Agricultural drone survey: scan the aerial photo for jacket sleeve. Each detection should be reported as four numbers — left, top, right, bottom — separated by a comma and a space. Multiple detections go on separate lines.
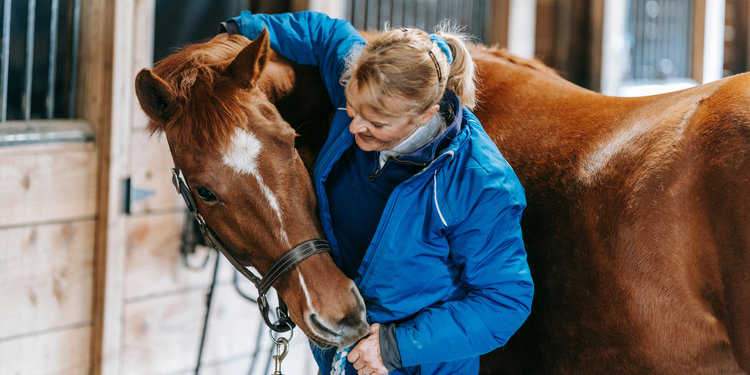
228, 11, 366, 106
394, 177, 534, 366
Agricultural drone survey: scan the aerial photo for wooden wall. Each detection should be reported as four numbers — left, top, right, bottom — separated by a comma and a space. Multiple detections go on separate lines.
0, 141, 97, 374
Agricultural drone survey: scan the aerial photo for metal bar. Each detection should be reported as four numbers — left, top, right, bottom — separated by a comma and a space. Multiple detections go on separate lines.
194, 253, 220, 375
1, 0, 12, 122
24, 0, 36, 121
68, 0, 80, 118
47, 0, 59, 119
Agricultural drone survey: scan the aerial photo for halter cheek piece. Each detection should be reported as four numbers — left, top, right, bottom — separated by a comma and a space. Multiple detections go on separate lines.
170, 167, 332, 332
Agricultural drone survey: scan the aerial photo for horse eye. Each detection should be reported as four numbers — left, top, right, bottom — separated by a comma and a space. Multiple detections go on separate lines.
195, 187, 217, 202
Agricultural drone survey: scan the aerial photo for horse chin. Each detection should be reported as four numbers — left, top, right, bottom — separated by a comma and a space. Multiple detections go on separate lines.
306, 329, 368, 350
302, 313, 370, 349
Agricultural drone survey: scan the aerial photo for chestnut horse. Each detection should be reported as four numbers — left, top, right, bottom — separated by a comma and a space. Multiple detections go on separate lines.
134, 30, 367, 348
136, 31, 750, 374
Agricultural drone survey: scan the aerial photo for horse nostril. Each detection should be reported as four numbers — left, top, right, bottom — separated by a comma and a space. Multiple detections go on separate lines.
310, 313, 339, 337
351, 286, 366, 318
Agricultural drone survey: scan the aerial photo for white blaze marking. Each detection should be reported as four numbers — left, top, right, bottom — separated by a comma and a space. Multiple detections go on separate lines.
298, 272, 315, 314
222, 128, 289, 246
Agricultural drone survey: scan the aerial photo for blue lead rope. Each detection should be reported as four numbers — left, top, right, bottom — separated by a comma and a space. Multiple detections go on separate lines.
330, 344, 355, 375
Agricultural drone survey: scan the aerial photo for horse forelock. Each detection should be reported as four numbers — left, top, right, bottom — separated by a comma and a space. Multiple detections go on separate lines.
147, 35, 255, 153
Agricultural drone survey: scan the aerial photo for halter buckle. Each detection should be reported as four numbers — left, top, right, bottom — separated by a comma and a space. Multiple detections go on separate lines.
258, 294, 296, 333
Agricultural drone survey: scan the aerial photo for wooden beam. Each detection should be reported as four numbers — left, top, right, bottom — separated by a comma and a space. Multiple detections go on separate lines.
488, 0, 510, 47
508, 0, 537, 58
487, 0, 537, 58
0, 221, 95, 341
597, 0, 629, 95
0, 144, 97, 228
85, 0, 155, 373
588, 0, 605, 92
290, 0, 309, 12
693, 0, 727, 83
307, 0, 346, 19
0, 325, 91, 375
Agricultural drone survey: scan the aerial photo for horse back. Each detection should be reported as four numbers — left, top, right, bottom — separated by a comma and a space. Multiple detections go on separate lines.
471, 48, 750, 374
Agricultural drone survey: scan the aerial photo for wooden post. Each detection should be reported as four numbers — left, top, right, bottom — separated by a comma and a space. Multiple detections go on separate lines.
307, 0, 346, 19
508, 0, 537, 58
589, 0, 604, 92
596, 0, 629, 95
488, 0, 537, 58
693, 0, 727, 84
87, 0, 128, 372
488, 0, 510, 48
86, 0, 155, 373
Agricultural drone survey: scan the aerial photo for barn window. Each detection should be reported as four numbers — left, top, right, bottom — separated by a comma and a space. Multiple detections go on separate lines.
0, 0, 92, 146
344, 0, 493, 42
619, 0, 697, 96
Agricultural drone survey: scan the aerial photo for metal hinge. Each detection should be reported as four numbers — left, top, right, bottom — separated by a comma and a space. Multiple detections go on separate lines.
121, 177, 156, 214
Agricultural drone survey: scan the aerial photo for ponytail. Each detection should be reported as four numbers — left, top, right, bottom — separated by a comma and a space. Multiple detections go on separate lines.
434, 21, 477, 110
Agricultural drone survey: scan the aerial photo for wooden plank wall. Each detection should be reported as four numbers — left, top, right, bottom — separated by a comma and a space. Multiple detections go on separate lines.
0, 142, 98, 374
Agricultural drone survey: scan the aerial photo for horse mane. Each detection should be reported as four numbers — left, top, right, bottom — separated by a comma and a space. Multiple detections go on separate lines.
470, 44, 561, 77
148, 35, 254, 153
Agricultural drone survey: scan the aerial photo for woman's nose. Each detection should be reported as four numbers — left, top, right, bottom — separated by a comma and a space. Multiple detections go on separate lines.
350, 117, 367, 134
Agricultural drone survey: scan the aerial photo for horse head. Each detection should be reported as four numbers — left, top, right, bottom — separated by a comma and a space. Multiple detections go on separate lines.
134, 29, 368, 347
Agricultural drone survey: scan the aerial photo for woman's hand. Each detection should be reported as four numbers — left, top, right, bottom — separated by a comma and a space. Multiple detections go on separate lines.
348, 323, 389, 375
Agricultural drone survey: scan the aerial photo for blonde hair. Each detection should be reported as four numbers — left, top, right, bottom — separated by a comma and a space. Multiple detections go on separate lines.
342, 21, 477, 118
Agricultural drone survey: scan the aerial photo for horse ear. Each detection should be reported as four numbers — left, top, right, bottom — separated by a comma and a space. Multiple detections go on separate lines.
226, 27, 271, 87
135, 69, 177, 123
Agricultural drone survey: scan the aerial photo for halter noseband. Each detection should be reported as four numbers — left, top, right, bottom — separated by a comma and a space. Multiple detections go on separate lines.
170, 167, 332, 332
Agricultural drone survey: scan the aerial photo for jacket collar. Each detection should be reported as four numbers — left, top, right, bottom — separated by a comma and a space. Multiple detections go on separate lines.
393, 90, 463, 165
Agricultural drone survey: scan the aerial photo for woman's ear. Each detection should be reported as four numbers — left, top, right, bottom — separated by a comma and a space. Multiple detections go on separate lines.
418, 104, 440, 125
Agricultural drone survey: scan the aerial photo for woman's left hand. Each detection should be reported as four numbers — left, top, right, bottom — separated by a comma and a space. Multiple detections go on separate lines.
348, 323, 389, 375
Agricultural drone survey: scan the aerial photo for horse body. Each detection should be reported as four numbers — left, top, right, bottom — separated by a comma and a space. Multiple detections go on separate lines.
472, 48, 750, 374
135, 31, 750, 374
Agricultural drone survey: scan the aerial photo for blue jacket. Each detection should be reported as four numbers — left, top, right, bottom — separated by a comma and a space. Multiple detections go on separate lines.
230, 11, 534, 375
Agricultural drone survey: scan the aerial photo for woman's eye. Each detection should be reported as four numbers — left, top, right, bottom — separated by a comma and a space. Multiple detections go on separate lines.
195, 187, 217, 202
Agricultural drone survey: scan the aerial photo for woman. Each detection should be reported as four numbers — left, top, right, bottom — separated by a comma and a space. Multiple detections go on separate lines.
219, 11, 533, 375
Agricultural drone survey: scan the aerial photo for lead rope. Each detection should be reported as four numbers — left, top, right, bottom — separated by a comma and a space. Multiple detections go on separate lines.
330, 344, 355, 375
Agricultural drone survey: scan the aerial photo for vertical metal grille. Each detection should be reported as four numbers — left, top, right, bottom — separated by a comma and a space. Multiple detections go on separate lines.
345, 0, 492, 42
0, 0, 81, 123
627, 0, 693, 81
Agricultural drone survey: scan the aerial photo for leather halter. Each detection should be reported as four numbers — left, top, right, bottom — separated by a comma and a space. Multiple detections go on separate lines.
170, 167, 332, 332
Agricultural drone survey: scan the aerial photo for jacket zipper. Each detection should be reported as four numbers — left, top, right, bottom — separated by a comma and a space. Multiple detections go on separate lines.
369, 157, 429, 181
357, 151, 454, 287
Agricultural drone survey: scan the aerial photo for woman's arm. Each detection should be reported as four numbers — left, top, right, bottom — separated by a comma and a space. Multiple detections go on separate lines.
226, 11, 365, 105
394, 182, 534, 367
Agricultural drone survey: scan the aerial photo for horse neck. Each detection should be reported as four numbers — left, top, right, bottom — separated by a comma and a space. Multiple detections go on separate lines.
262, 56, 334, 174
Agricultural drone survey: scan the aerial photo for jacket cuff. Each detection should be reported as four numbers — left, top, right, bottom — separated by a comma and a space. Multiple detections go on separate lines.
217, 20, 240, 35
379, 323, 402, 372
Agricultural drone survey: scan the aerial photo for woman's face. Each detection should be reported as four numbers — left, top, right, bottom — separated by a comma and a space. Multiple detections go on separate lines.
345, 82, 439, 152
346, 98, 419, 152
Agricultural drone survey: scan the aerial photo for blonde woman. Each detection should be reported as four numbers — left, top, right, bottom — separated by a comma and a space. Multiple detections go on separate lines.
219, 11, 533, 375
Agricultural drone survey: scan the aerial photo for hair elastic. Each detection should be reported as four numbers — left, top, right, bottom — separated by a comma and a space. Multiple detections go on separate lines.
428, 34, 454, 64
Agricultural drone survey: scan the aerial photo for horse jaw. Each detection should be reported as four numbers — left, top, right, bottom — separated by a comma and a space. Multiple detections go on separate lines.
276, 261, 369, 348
